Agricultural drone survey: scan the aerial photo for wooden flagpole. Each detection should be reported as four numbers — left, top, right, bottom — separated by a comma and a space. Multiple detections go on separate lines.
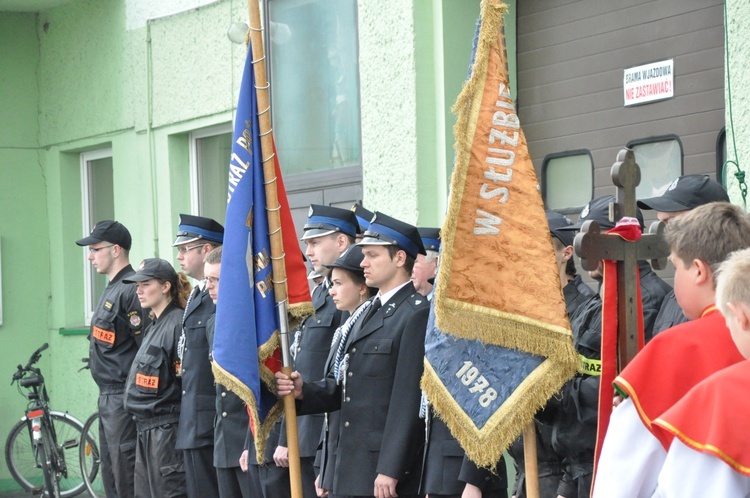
523, 423, 540, 498
245, 2, 303, 497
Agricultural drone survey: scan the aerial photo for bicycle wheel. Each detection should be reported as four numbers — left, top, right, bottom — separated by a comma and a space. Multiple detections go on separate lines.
79, 413, 104, 497
4, 411, 87, 498
40, 423, 61, 498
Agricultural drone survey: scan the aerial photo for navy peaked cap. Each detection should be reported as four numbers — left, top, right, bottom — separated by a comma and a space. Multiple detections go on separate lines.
301, 204, 359, 240
173, 214, 224, 246
418, 227, 441, 252
357, 212, 425, 258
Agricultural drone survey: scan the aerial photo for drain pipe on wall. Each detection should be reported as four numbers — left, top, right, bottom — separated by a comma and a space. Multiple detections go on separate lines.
146, 20, 160, 257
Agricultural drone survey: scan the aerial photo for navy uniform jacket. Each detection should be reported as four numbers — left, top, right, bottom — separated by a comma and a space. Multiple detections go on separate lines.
90, 265, 145, 389
176, 286, 217, 450
650, 289, 687, 340
206, 316, 249, 469
124, 302, 183, 424
638, 261, 672, 341
298, 282, 430, 497
422, 414, 476, 496
279, 282, 344, 457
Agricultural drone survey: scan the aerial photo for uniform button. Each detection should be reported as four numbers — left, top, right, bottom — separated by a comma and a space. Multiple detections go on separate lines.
351, 347, 357, 353
221, 392, 227, 398
222, 412, 227, 418
182, 390, 186, 395
316, 319, 321, 324
344, 421, 349, 428
374, 346, 378, 351
345, 397, 350, 402
348, 372, 353, 377
198, 321, 202, 325
484, 476, 491, 481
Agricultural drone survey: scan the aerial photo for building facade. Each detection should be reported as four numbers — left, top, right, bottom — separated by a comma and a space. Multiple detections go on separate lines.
0, 0, 748, 491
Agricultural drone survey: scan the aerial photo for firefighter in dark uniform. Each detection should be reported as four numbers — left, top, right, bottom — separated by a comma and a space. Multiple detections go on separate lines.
277, 212, 430, 498
123, 258, 192, 498
540, 197, 669, 498
276, 204, 359, 497
202, 246, 254, 498
637, 174, 730, 339
172, 214, 224, 498
76, 220, 145, 498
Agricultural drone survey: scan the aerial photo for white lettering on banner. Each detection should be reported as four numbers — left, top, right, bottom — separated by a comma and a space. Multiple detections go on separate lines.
455, 360, 499, 408
474, 82, 519, 235
227, 121, 254, 203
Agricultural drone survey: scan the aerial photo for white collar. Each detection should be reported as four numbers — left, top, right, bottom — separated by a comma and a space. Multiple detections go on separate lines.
377, 280, 411, 306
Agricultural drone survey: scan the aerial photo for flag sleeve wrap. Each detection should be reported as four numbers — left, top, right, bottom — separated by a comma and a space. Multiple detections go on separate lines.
212, 39, 312, 462
423, 0, 578, 468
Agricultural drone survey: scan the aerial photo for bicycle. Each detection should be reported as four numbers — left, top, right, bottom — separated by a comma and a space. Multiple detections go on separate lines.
4, 343, 93, 497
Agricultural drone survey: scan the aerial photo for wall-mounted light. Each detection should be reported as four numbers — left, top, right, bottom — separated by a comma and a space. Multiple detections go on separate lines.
227, 21, 249, 44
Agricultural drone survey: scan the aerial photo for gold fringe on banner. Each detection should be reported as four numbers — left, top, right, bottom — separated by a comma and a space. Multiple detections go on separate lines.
421, 357, 573, 468
212, 361, 284, 464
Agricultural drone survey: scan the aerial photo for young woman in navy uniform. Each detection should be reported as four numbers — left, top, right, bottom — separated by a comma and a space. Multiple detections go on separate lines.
123, 258, 191, 498
316, 245, 377, 497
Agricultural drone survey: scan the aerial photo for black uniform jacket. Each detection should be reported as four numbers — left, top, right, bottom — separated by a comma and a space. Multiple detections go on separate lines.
124, 302, 183, 423
206, 315, 249, 468
176, 286, 217, 450
279, 282, 344, 457
297, 282, 430, 497
650, 289, 687, 339
90, 265, 145, 388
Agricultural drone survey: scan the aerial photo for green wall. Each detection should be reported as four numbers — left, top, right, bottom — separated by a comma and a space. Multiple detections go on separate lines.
0, 12, 57, 491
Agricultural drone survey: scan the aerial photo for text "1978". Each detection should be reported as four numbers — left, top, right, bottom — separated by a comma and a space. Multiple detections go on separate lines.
456, 361, 498, 408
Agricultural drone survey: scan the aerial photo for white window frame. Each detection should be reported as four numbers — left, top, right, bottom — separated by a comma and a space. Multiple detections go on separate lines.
80, 148, 113, 325
189, 123, 233, 216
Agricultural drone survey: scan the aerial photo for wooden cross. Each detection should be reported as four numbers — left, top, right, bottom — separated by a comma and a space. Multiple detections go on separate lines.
574, 149, 670, 369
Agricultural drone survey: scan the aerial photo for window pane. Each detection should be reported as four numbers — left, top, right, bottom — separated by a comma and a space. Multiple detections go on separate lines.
543, 153, 593, 212
631, 139, 682, 199
268, 0, 361, 175
85, 154, 114, 319
196, 132, 231, 224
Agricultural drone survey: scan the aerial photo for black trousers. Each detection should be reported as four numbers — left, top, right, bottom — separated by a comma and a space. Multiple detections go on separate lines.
184, 446, 220, 498
217, 466, 251, 498
246, 463, 264, 498
134, 423, 186, 498
99, 392, 137, 498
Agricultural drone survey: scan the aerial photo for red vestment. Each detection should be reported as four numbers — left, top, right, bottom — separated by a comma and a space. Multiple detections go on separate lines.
653, 360, 750, 476
613, 306, 743, 448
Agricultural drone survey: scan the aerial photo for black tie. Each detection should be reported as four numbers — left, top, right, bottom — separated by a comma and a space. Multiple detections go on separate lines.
362, 297, 382, 323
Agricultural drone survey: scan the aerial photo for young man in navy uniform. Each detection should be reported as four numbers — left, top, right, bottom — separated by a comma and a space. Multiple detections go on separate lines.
76, 220, 144, 498
172, 214, 224, 498
275, 204, 359, 497
277, 212, 430, 498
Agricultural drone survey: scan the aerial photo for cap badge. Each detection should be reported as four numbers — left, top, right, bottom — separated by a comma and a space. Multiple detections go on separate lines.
668, 178, 679, 191
580, 203, 590, 219
308, 206, 314, 217
138, 260, 146, 270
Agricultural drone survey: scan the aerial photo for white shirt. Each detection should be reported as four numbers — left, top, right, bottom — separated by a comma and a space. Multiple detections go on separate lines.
377, 280, 411, 307
651, 439, 750, 497
593, 398, 666, 498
